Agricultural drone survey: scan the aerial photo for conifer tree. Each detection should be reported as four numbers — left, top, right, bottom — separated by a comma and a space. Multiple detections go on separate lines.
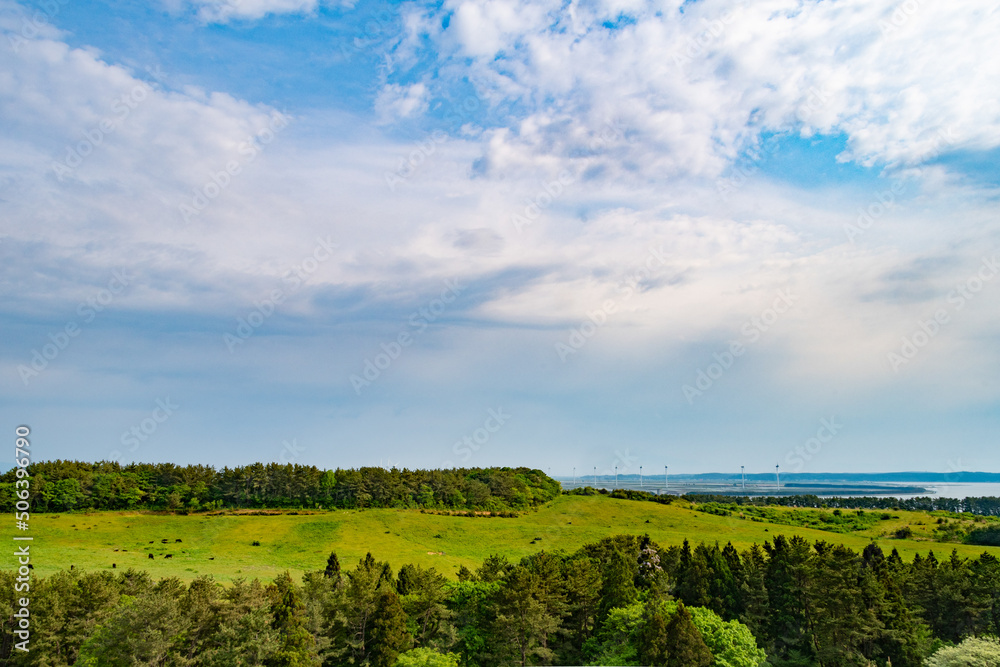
368, 589, 413, 667
267, 572, 320, 667
324, 552, 341, 582
665, 602, 713, 667
637, 596, 670, 667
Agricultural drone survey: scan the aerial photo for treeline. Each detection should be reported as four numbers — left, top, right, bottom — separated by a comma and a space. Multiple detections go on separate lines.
0, 462, 560, 513
682, 493, 1000, 516
4, 535, 1000, 666
0, 535, 766, 667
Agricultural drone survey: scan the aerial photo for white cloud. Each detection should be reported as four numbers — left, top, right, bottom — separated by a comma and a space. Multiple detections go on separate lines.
389, 0, 1000, 183
181, 0, 347, 23
3, 0, 1000, 435
374, 82, 430, 124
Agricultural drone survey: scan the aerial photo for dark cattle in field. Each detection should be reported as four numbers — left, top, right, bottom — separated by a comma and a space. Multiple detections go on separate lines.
165, 554, 173, 559
148, 554, 154, 559
112, 563, 116, 568
176, 539, 182, 542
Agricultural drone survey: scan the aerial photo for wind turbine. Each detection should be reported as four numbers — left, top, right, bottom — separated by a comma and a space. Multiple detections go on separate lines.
639, 466, 643, 488
741, 465, 745, 491
775, 464, 780, 491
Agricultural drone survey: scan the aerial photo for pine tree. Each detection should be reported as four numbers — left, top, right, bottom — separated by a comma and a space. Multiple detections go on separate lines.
665, 602, 713, 667
267, 572, 320, 667
491, 565, 561, 666
638, 597, 670, 667
324, 552, 341, 582
368, 589, 413, 667
597, 547, 639, 623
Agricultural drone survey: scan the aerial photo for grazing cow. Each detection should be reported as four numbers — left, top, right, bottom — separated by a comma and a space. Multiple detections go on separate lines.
165, 554, 173, 559
148, 554, 154, 559
176, 538, 182, 542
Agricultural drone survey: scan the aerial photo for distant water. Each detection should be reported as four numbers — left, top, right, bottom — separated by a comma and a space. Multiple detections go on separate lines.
875, 483, 1000, 500
559, 480, 1000, 500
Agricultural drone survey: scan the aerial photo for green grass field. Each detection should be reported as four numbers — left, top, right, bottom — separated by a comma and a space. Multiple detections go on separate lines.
23, 495, 1000, 583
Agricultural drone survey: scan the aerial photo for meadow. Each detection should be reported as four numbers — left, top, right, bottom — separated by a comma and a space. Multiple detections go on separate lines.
27, 493, 1000, 583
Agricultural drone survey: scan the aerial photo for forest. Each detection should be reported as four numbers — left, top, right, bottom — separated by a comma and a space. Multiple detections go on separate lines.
0, 462, 560, 513
3, 533, 1000, 666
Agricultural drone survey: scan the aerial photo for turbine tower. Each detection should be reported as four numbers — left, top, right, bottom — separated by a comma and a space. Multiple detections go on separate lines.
775, 464, 780, 491
741, 465, 745, 491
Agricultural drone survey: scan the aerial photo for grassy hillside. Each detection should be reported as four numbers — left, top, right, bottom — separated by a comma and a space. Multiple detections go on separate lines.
26, 494, 1000, 583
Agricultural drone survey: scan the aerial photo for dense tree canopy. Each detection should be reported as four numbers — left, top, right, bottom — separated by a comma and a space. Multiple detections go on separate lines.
5, 530, 1000, 666
0, 462, 560, 512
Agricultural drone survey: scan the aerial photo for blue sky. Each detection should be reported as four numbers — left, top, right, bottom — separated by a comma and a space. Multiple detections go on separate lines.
2, 0, 999, 476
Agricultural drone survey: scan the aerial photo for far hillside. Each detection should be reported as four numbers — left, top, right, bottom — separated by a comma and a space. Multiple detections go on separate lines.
21, 492, 1000, 583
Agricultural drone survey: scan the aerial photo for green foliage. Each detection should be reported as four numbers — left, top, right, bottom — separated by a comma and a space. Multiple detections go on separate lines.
924, 636, 1000, 666
638, 595, 670, 666
7, 501, 1000, 667
394, 647, 462, 667
267, 572, 321, 666
585, 598, 763, 667
369, 590, 413, 667
665, 602, 713, 667
0, 461, 560, 512
76, 592, 184, 666
966, 526, 1000, 546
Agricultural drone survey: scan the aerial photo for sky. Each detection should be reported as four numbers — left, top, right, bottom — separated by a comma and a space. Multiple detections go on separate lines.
1, 0, 999, 477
